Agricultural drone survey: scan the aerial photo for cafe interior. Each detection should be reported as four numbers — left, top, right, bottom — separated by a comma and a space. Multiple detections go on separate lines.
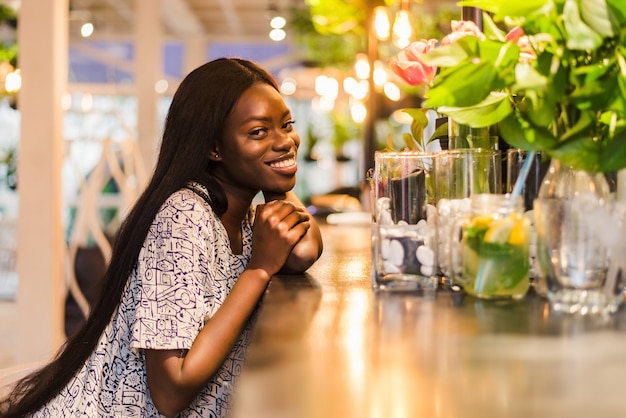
2, 0, 626, 416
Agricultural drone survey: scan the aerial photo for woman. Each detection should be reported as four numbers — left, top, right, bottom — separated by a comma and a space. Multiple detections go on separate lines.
0, 58, 323, 417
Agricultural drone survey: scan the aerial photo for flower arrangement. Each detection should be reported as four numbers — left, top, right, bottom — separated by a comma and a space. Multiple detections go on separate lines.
388, 0, 626, 173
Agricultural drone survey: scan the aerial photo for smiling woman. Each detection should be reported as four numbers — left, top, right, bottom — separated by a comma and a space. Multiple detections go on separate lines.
0, 57, 323, 418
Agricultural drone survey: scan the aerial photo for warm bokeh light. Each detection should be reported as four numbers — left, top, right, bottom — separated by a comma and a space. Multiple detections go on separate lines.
315, 75, 339, 100
312, 96, 335, 113
270, 16, 286, 29
354, 54, 370, 80
352, 80, 369, 100
350, 101, 367, 123
373, 61, 387, 88
154, 79, 168, 94
373, 6, 391, 41
392, 10, 413, 48
80, 22, 94, 38
383, 81, 401, 101
4, 69, 21, 93
391, 108, 413, 124
343, 77, 357, 95
280, 77, 297, 96
269, 28, 286, 41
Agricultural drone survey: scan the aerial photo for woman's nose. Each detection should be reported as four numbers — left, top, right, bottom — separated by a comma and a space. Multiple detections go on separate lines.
273, 131, 298, 150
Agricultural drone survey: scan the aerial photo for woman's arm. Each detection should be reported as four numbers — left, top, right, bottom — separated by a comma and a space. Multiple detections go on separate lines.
144, 267, 271, 417
145, 199, 312, 417
263, 190, 323, 273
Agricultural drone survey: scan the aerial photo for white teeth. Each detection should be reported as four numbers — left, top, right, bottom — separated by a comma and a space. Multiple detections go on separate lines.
270, 158, 295, 168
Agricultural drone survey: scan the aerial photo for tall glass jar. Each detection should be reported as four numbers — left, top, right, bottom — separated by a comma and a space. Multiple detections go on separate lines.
533, 159, 621, 314
450, 193, 531, 300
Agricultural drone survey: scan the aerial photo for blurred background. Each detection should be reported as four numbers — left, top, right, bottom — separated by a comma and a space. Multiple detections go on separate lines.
0, 0, 462, 365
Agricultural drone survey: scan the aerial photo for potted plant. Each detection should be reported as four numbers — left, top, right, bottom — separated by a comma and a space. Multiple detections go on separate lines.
387, 0, 626, 313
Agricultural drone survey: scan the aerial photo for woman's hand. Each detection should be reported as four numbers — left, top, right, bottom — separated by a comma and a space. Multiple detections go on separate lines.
248, 198, 312, 277
261, 191, 323, 274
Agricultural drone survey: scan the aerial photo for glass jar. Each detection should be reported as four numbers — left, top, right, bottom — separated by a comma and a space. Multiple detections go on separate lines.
450, 193, 530, 300
533, 159, 622, 314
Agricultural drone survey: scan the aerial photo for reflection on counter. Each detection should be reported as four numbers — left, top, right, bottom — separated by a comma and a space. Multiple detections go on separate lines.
231, 223, 626, 418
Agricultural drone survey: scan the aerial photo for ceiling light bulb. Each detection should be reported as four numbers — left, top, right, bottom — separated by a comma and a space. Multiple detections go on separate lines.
269, 28, 286, 41
81, 22, 94, 38
270, 16, 286, 29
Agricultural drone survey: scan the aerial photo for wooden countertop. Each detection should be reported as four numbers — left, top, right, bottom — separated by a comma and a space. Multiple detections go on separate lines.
230, 223, 626, 418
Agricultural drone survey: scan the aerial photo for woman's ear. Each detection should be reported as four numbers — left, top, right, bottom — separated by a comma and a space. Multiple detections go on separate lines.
208, 148, 221, 162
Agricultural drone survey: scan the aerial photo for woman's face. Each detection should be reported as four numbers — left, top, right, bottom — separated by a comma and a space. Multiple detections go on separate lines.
215, 82, 301, 198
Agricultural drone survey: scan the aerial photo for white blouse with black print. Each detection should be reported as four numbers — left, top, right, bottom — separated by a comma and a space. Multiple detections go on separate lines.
35, 183, 257, 418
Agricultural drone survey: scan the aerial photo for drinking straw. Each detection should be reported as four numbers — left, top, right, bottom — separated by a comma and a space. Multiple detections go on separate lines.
509, 150, 536, 207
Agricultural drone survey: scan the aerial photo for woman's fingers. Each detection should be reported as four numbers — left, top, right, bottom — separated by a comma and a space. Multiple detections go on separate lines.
257, 200, 309, 231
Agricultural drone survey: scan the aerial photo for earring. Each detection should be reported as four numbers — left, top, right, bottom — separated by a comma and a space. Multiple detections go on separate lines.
214, 152, 219, 158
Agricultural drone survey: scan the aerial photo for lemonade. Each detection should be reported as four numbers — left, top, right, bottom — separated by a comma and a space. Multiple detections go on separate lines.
454, 195, 531, 299
449, 193, 531, 299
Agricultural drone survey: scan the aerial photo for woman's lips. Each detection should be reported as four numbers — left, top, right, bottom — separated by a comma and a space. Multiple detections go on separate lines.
267, 155, 298, 174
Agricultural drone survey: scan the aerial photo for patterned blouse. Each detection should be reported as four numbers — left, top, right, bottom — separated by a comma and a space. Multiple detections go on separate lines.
36, 183, 256, 417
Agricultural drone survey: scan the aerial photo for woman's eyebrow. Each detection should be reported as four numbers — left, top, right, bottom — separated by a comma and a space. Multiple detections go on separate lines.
242, 110, 291, 124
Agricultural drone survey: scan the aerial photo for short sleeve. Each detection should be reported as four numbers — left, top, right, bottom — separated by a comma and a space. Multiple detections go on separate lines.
130, 190, 214, 351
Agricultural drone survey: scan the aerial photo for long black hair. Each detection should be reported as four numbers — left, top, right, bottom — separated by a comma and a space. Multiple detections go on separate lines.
0, 58, 280, 417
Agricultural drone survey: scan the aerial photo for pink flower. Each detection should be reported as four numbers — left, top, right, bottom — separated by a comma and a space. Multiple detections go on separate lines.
441, 20, 485, 45
388, 39, 438, 86
506, 26, 536, 62
505, 26, 525, 43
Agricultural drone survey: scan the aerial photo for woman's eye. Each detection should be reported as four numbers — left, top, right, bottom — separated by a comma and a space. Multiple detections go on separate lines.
249, 128, 266, 136
283, 120, 296, 130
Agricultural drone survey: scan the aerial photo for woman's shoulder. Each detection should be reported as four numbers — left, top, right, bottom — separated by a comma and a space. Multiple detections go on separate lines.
154, 183, 219, 226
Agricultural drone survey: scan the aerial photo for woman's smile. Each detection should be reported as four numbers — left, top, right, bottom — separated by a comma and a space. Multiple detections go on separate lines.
266, 152, 298, 175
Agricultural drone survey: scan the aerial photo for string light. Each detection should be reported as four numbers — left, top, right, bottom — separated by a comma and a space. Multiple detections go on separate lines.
392, 9, 413, 48
373, 6, 391, 41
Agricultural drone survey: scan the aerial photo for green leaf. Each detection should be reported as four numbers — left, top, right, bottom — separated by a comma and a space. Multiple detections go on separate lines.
402, 132, 419, 151
514, 62, 548, 90
402, 108, 429, 126
559, 110, 594, 142
524, 91, 557, 127
458, 0, 551, 20
429, 121, 449, 142
607, 75, 626, 114
482, 12, 506, 42
548, 137, 603, 171
580, 0, 615, 37
599, 131, 626, 171
420, 41, 471, 67
499, 112, 557, 150
437, 92, 512, 127
570, 74, 617, 110
563, 0, 604, 50
425, 61, 498, 107
606, 0, 626, 24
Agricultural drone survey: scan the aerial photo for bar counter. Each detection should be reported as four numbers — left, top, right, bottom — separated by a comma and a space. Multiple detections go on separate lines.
230, 223, 626, 418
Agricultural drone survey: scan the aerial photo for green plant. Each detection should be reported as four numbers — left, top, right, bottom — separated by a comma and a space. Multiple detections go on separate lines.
1, 145, 17, 190
389, 0, 626, 172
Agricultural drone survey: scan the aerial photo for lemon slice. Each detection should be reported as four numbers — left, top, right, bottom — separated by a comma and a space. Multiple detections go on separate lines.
508, 217, 530, 245
483, 217, 514, 244
471, 214, 493, 229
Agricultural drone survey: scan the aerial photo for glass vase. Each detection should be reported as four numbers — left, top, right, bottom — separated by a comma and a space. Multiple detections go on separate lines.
533, 159, 622, 314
